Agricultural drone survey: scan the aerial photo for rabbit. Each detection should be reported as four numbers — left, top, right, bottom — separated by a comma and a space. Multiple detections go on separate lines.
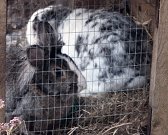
6, 44, 82, 134
26, 5, 152, 97
26, 16, 86, 93
6, 21, 86, 134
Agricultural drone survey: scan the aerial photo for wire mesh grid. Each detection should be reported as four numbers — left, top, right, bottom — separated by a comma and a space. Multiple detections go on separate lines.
5, 0, 155, 134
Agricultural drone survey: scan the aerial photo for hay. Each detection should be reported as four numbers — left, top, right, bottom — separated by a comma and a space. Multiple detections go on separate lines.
70, 89, 150, 135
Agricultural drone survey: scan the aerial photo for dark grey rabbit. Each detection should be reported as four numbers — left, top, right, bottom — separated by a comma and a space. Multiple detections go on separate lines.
26, 5, 152, 97
6, 46, 80, 134
6, 22, 84, 134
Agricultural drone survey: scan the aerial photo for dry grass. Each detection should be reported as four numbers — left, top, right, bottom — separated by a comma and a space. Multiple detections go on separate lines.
68, 88, 150, 135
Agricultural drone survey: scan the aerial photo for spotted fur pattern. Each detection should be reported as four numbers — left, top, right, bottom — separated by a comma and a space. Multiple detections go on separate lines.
26, 5, 152, 97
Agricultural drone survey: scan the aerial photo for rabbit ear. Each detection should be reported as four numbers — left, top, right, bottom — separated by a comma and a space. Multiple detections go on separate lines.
26, 45, 45, 69
36, 21, 57, 49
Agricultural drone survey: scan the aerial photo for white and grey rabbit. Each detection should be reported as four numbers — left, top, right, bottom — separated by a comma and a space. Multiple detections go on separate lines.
26, 5, 152, 97
6, 22, 84, 134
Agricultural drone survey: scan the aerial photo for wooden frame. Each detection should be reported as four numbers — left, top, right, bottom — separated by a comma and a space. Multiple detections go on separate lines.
150, 0, 168, 134
0, 0, 6, 123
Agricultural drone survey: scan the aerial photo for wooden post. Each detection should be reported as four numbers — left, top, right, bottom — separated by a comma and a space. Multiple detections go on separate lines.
0, 0, 6, 123
129, 0, 157, 36
150, 0, 168, 134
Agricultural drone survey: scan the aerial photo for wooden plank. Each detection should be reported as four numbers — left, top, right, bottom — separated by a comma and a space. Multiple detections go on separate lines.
129, 0, 157, 36
150, 0, 168, 134
0, 0, 6, 123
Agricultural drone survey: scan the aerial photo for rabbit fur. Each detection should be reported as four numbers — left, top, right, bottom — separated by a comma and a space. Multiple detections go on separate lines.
26, 5, 152, 97
6, 25, 83, 134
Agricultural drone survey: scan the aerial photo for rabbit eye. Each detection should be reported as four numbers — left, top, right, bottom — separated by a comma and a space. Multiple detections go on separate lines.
55, 68, 65, 78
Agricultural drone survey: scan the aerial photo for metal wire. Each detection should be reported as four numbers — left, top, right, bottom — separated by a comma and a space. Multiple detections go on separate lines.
6, 0, 155, 134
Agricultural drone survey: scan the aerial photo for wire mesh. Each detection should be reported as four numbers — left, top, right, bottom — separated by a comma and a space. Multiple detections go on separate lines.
5, 0, 156, 134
